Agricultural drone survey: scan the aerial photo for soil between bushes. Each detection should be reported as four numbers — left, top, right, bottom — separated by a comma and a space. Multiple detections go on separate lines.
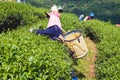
85, 37, 97, 79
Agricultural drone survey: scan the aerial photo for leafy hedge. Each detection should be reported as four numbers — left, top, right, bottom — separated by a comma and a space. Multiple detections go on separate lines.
61, 13, 81, 30
0, 25, 73, 80
2, 1, 120, 79
0, 2, 48, 32
80, 20, 120, 79
0, 2, 83, 79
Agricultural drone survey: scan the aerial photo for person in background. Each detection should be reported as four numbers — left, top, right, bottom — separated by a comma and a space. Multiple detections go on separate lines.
29, 5, 66, 42
115, 24, 120, 27
58, 6, 63, 12
78, 14, 84, 21
83, 12, 95, 21
88, 12, 95, 20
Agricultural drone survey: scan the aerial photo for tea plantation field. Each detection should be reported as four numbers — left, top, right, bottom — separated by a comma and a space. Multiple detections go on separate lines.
0, 2, 120, 80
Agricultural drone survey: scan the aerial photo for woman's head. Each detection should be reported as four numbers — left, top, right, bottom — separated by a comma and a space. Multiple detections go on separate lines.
50, 5, 58, 12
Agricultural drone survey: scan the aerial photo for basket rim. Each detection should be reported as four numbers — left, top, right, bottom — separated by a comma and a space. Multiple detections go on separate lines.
64, 30, 82, 42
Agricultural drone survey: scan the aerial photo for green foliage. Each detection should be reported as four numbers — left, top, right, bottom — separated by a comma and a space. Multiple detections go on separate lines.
0, 2, 78, 79
26, 0, 120, 24
0, 2, 84, 79
61, 13, 81, 31
81, 20, 120, 79
0, 2, 48, 32
0, 25, 73, 79
1, 1, 120, 80
86, 0, 120, 24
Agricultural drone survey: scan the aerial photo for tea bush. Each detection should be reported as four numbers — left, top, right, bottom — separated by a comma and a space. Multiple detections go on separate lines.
1, 1, 120, 79
0, 2, 48, 32
0, 25, 73, 79
0, 2, 71, 79
0, 2, 83, 79
81, 20, 120, 79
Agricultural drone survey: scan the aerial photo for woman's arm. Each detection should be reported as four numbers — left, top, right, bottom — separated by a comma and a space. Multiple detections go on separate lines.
45, 12, 50, 18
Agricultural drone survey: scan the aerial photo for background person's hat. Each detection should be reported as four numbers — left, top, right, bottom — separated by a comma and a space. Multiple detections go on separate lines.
89, 12, 94, 16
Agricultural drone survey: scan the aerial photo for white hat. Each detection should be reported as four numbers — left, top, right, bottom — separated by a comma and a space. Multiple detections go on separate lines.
50, 5, 58, 12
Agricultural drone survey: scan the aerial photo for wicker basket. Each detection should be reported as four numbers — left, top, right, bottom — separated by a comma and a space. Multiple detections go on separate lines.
64, 30, 88, 59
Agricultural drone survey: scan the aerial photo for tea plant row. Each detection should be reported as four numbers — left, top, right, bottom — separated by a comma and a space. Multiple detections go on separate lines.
0, 2, 48, 32
0, 2, 81, 79
80, 20, 120, 79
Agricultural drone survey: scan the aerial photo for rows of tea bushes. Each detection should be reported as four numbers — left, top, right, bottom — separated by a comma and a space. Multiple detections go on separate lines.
0, 2, 48, 32
2, 2, 120, 79
0, 2, 83, 79
0, 24, 73, 79
0, 12, 81, 79
80, 20, 120, 79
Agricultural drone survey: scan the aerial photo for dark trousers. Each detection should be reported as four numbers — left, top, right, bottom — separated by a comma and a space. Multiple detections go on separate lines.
36, 25, 62, 40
